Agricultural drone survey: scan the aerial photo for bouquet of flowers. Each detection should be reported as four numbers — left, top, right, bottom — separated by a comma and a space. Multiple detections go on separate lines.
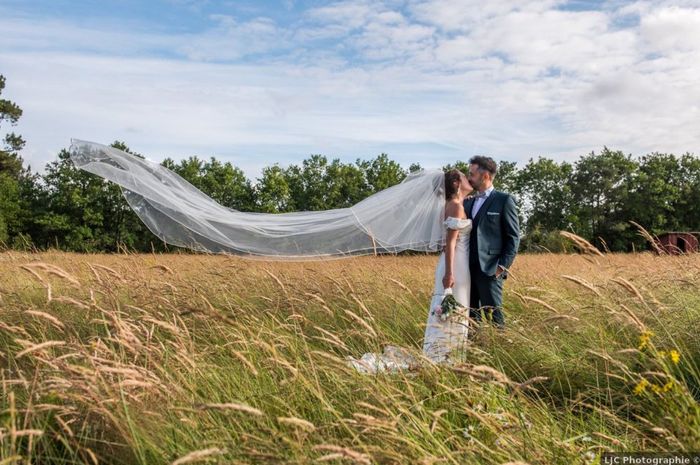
431, 288, 465, 321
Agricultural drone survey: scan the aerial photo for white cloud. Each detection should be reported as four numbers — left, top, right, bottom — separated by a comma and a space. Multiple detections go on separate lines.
408, 0, 565, 32
639, 6, 700, 52
179, 15, 289, 61
304, 1, 379, 30
0, 16, 175, 56
0, 51, 466, 177
1, 0, 700, 181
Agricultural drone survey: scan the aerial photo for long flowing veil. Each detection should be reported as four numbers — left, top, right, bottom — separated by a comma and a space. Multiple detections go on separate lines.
69, 139, 447, 260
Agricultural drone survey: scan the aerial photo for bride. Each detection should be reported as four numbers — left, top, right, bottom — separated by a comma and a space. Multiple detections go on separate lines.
422, 169, 472, 363
68, 140, 473, 373
345, 169, 473, 374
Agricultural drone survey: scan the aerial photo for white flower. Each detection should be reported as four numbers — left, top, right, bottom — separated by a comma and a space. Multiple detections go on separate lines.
462, 425, 475, 441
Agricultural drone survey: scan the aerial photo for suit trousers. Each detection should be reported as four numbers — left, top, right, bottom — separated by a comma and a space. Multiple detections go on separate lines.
468, 264, 505, 328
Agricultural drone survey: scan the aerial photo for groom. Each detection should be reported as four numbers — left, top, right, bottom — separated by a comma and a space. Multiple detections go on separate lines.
463, 156, 520, 329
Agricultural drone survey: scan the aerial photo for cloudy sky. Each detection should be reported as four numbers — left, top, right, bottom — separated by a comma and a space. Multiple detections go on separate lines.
1, 0, 699, 179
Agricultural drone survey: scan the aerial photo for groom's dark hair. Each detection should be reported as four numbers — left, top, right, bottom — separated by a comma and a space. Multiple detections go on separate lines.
469, 155, 498, 177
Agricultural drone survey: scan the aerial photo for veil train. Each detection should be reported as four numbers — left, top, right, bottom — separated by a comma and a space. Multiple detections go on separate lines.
69, 139, 447, 260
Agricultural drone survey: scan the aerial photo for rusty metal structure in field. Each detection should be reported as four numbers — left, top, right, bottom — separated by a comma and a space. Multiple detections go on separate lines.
656, 232, 700, 254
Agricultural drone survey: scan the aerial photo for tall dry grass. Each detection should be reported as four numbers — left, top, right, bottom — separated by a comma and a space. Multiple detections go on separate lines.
0, 247, 698, 464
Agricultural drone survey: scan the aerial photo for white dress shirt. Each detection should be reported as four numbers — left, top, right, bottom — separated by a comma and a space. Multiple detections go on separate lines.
471, 185, 494, 219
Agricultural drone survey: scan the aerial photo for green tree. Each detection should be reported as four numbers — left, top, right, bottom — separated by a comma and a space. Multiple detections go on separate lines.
358, 153, 407, 193
0, 173, 19, 245
0, 75, 25, 178
199, 157, 255, 211
514, 157, 573, 231
324, 158, 370, 208
569, 148, 638, 251
0, 75, 28, 245
253, 153, 406, 213
11, 170, 43, 250
162, 155, 255, 211
35, 148, 107, 250
442, 161, 470, 174
677, 153, 700, 231
35, 142, 165, 252
255, 164, 292, 213
290, 154, 330, 211
494, 160, 519, 193
626, 153, 683, 241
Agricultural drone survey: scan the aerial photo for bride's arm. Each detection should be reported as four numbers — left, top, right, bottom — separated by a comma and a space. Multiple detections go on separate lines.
443, 227, 458, 289
442, 202, 461, 289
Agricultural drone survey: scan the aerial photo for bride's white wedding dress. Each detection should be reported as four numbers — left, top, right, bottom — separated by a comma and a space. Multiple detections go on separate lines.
346, 216, 472, 374
422, 216, 471, 363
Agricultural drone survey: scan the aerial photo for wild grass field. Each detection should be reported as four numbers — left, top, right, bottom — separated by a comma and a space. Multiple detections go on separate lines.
1, 249, 699, 465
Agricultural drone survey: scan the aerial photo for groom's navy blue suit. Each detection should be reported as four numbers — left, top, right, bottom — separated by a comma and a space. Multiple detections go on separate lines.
463, 190, 520, 327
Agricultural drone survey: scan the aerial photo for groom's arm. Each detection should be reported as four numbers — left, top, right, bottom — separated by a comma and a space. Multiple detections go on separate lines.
498, 194, 520, 270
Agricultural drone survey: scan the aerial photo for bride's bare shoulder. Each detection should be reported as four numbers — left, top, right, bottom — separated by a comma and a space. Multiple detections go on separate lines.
444, 199, 465, 219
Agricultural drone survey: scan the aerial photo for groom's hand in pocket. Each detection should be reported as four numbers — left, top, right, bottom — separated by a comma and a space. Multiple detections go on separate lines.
442, 273, 455, 289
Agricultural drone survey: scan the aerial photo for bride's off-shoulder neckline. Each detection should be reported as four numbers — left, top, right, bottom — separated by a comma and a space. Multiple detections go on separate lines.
443, 216, 471, 230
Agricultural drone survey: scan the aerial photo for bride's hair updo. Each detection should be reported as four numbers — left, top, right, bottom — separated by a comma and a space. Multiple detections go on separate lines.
444, 169, 462, 200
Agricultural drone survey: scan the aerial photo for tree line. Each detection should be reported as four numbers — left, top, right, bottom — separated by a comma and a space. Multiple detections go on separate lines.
2, 74, 699, 254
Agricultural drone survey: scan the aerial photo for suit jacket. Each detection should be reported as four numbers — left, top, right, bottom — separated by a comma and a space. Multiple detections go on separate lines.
463, 190, 520, 277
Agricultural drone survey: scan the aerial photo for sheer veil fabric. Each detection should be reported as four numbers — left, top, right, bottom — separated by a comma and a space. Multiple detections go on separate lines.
69, 139, 449, 260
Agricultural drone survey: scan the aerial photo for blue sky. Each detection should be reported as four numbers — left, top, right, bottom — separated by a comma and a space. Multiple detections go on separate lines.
1, 0, 699, 179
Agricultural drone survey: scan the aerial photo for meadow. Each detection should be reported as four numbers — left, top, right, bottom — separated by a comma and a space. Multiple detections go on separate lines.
1, 248, 698, 464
